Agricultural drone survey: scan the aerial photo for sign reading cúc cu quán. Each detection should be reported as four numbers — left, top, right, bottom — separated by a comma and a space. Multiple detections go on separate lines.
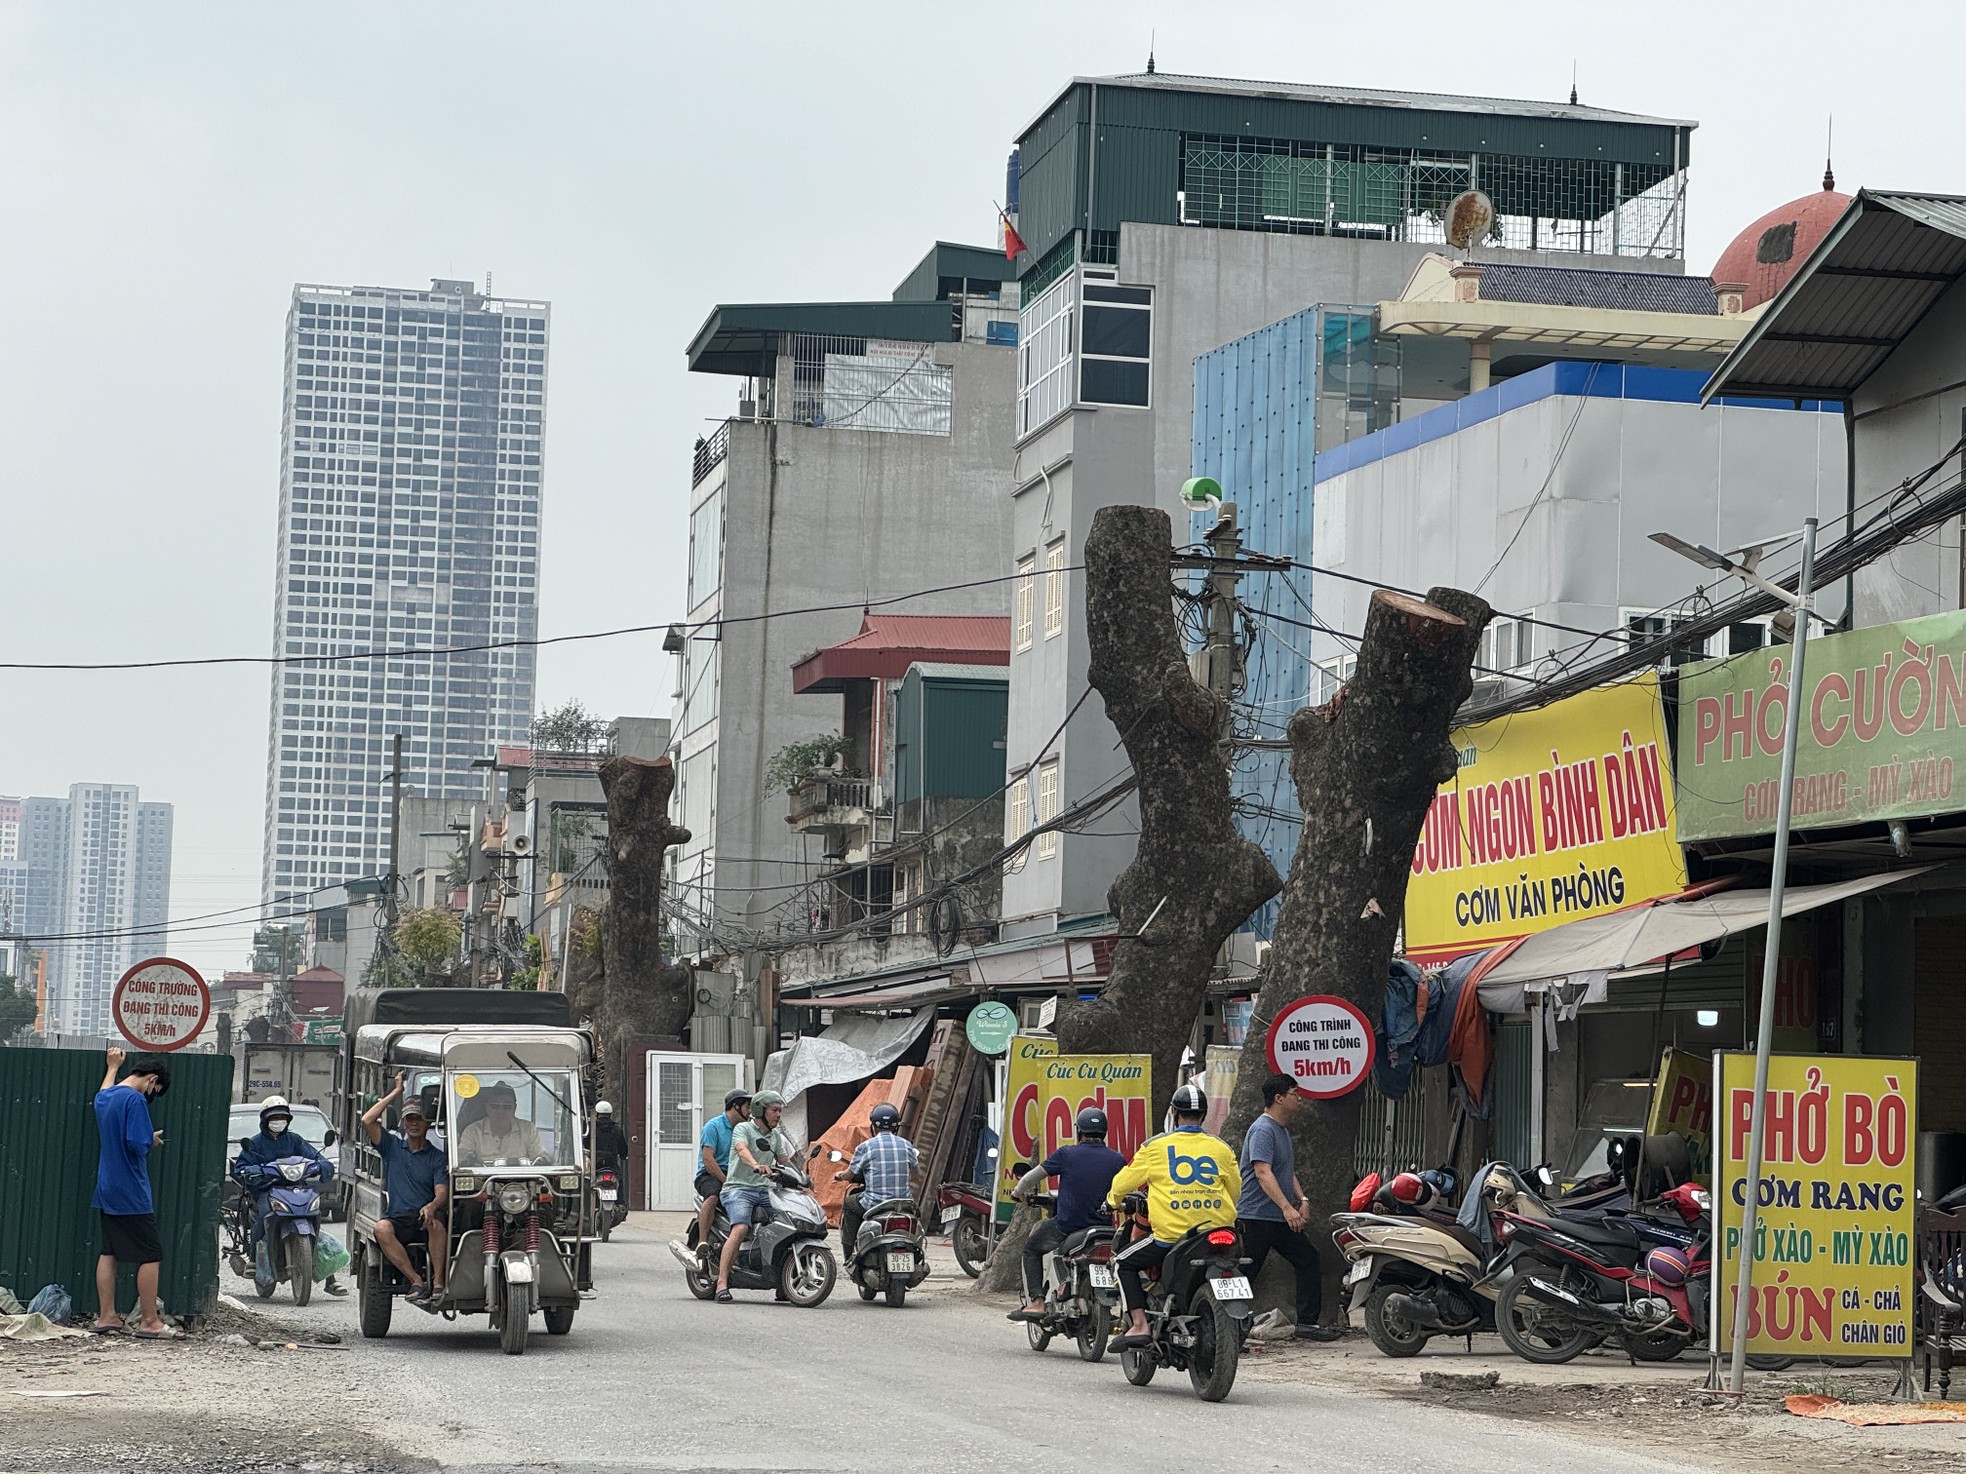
994, 1035, 1151, 1219
1264, 995, 1374, 1100
111, 956, 210, 1053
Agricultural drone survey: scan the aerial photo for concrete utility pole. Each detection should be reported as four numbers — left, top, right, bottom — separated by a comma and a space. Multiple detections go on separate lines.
385, 733, 405, 927
1200, 499, 1245, 715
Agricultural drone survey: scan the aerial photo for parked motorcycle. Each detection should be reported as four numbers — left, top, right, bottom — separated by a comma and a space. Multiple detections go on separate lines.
939, 1180, 994, 1278
1113, 1194, 1252, 1403
229, 1154, 327, 1306
595, 1169, 628, 1242
676, 1161, 837, 1307
1333, 1172, 1493, 1357
1017, 1184, 1118, 1362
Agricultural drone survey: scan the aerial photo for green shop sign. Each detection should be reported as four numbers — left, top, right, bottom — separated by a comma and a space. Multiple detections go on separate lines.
1676, 609, 1966, 842
964, 1000, 1017, 1055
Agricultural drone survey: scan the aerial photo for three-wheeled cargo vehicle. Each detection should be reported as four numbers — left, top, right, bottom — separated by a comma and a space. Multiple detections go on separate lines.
340, 988, 597, 1354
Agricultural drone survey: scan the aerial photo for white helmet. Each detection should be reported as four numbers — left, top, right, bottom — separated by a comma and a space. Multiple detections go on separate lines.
595, 1100, 613, 1116
260, 1095, 290, 1110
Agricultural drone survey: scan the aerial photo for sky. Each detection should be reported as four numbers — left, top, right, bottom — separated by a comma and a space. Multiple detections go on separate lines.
2, 0, 1963, 982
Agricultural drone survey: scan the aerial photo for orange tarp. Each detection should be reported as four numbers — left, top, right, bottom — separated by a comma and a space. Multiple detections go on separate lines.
1785, 1394, 1966, 1426
805, 1067, 930, 1227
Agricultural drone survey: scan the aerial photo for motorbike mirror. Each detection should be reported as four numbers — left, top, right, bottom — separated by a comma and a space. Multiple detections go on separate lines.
322, 1129, 337, 1147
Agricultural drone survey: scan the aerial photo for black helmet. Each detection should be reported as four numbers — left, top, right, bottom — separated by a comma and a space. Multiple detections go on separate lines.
724, 1088, 752, 1112
869, 1103, 901, 1133
1170, 1081, 1208, 1119
1074, 1107, 1108, 1140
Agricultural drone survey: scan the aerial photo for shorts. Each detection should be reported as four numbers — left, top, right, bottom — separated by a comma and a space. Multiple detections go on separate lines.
384, 1206, 446, 1246
721, 1185, 771, 1226
100, 1211, 162, 1266
694, 1170, 722, 1200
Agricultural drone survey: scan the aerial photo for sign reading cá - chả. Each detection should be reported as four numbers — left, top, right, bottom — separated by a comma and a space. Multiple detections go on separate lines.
1677, 608, 1966, 842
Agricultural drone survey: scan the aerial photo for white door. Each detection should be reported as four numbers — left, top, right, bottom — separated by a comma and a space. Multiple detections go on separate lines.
646, 1052, 750, 1211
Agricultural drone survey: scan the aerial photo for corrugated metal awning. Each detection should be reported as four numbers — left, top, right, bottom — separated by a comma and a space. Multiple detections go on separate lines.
1703, 190, 1966, 402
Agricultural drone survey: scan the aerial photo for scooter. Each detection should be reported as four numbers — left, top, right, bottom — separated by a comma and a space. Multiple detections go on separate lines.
938, 1180, 994, 1278
595, 1169, 628, 1242
230, 1156, 327, 1306
1113, 1194, 1252, 1403
1017, 1184, 1119, 1362
675, 1161, 837, 1307
836, 1154, 930, 1308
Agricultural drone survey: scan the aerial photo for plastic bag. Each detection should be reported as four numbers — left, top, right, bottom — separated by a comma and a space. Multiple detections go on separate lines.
314, 1231, 350, 1281
26, 1284, 73, 1325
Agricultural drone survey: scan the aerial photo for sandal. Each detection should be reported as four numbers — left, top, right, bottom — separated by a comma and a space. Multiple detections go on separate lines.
132, 1326, 186, 1341
714, 1288, 734, 1303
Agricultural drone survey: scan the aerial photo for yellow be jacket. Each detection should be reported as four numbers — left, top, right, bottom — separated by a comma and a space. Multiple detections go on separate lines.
1109, 1125, 1243, 1243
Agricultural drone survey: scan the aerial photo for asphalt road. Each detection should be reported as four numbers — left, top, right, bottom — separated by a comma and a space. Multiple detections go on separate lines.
249, 1212, 1724, 1474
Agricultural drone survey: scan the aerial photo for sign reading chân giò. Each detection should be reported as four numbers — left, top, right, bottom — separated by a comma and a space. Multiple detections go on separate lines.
1676, 608, 1966, 842
1404, 675, 1688, 963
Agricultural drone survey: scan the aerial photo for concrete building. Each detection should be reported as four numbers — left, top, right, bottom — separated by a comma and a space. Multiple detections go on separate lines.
671, 243, 1021, 955
1000, 72, 1697, 942
263, 278, 549, 914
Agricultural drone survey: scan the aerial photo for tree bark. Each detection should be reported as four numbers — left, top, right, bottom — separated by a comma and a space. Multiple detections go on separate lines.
1223, 586, 1490, 1326
596, 754, 694, 1099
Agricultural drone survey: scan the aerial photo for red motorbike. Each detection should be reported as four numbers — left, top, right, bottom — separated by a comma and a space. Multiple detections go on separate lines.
937, 1181, 994, 1278
595, 1169, 628, 1242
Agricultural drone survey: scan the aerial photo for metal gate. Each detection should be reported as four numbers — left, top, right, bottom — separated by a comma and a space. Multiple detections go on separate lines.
644, 1051, 749, 1212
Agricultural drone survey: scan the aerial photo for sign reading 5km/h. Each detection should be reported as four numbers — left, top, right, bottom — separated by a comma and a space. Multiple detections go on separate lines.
112, 957, 210, 1052
1265, 995, 1374, 1100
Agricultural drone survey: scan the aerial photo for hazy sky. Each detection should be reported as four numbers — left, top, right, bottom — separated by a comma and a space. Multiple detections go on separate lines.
3, 1, 1961, 980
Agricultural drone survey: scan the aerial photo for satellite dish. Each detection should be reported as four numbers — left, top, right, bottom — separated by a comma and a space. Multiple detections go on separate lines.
1445, 190, 1496, 251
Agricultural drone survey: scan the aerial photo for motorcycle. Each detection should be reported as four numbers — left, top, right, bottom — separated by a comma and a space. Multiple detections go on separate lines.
1113, 1194, 1252, 1403
676, 1160, 837, 1307
229, 1154, 327, 1306
837, 1155, 930, 1308
1017, 1184, 1119, 1362
938, 1180, 994, 1278
595, 1169, 628, 1242
1491, 1180, 1712, 1364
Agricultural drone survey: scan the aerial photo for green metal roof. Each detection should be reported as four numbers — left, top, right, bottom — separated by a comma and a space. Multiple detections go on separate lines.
686, 300, 958, 376
893, 241, 1018, 303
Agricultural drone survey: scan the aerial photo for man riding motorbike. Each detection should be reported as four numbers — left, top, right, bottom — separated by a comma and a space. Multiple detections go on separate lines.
1106, 1082, 1241, 1351
232, 1096, 345, 1297
838, 1103, 921, 1259
1007, 1106, 1125, 1322
715, 1089, 790, 1304
593, 1100, 631, 1173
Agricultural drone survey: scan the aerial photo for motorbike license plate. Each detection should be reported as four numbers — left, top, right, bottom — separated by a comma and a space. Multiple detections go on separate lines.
1211, 1275, 1253, 1301
885, 1252, 914, 1273
1088, 1265, 1116, 1288
598, 1189, 618, 1202
1345, 1258, 1372, 1285
940, 1205, 963, 1228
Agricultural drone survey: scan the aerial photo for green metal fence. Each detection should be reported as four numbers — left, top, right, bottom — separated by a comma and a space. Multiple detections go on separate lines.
0, 1047, 234, 1319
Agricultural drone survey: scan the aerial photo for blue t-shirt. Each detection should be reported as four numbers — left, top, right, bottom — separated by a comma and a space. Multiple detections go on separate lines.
93, 1085, 155, 1216
378, 1131, 447, 1214
699, 1113, 736, 1173
1041, 1142, 1127, 1234
1236, 1112, 1299, 1222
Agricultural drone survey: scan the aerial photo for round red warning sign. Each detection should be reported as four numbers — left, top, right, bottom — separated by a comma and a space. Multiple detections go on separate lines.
1264, 994, 1375, 1100
112, 957, 210, 1053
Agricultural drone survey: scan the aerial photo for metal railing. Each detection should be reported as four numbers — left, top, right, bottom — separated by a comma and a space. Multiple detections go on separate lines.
692, 421, 730, 487
787, 774, 879, 827
776, 334, 953, 436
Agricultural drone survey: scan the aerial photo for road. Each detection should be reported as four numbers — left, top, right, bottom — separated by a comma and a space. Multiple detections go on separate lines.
205, 1212, 1727, 1474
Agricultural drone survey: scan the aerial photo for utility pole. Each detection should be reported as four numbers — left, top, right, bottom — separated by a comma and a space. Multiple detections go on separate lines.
385, 732, 404, 927
1174, 477, 1291, 729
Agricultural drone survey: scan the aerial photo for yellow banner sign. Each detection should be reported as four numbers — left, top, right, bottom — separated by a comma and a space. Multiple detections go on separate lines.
994, 1035, 1151, 1217
1647, 1047, 1713, 1183
1713, 1053, 1916, 1358
1405, 675, 1688, 964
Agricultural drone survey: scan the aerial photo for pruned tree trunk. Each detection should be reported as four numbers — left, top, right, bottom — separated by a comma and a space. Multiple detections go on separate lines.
596, 754, 693, 1099
1224, 586, 1489, 1326
983, 506, 1284, 1292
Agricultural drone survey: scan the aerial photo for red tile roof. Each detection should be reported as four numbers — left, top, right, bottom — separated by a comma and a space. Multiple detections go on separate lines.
792, 614, 1011, 693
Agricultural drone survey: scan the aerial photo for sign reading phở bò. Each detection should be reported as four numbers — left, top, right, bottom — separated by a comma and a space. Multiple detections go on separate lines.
1404, 676, 1687, 964
112, 957, 210, 1052
995, 1035, 1150, 1218
1264, 996, 1374, 1099
1678, 609, 1966, 842
1712, 1053, 1916, 1358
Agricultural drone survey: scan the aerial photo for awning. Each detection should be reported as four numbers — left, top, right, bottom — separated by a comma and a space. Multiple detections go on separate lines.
758, 1010, 936, 1104
1476, 865, 1936, 990
779, 977, 963, 1009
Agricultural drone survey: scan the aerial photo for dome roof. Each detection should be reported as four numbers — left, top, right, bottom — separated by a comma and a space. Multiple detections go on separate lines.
1711, 183, 1853, 310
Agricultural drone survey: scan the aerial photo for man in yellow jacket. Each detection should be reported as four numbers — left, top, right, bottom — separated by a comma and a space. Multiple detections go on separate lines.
1106, 1081, 1242, 1350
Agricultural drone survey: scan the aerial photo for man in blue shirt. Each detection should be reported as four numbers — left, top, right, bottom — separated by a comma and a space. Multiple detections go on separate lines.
693, 1088, 750, 1257
838, 1103, 921, 1259
362, 1072, 449, 1307
1007, 1106, 1125, 1320
90, 1046, 175, 1338
1238, 1072, 1340, 1341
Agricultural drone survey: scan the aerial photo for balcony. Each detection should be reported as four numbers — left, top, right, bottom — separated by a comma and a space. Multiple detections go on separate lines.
787, 773, 885, 834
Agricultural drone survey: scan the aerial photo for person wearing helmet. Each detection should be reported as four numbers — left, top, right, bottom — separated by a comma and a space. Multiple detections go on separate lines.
231, 1095, 345, 1297
1007, 1105, 1126, 1321
1106, 1081, 1242, 1350
715, 1089, 789, 1302
591, 1100, 631, 1177
837, 1101, 921, 1261
689, 1089, 752, 1258
1237, 1073, 1340, 1341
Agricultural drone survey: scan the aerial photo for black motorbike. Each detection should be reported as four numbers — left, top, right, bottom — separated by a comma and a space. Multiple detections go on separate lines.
594, 1168, 628, 1242
1114, 1195, 1252, 1403
1020, 1186, 1119, 1362
676, 1162, 836, 1307
843, 1189, 930, 1308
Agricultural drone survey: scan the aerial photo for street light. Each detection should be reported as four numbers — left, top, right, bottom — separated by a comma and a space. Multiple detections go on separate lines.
1652, 517, 1818, 1396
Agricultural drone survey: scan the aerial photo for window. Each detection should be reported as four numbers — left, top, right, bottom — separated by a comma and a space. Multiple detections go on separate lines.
1005, 775, 1031, 874
1043, 542, 1066, 638
1017, 271, 1077, 437
1079, 279, 1151, 408
1035, 759, 1060, 859
1014, 556, 1036, 650
687, 489, 723, 611
1310, 654, 1356, 706
681, 640, 719, 735
1478, 616, 1533, 675
1622, 609, 1719, 669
